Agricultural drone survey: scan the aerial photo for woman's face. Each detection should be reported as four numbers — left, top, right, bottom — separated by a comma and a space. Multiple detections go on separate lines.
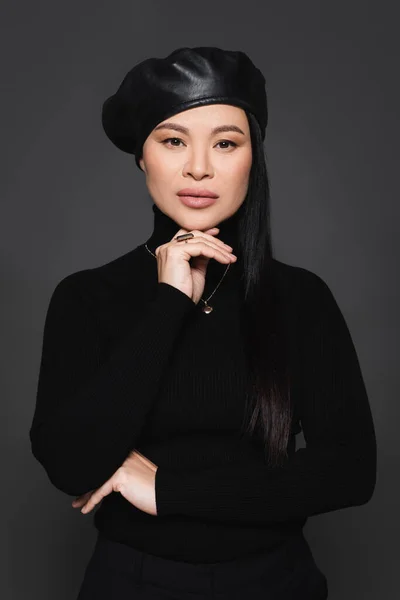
139, 104, 252, 231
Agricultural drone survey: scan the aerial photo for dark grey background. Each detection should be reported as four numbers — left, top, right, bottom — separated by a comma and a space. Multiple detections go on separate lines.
2, 1, 398, 598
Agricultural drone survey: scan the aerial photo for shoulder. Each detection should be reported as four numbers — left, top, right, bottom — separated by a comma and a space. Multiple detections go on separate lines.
271, 258, 349, 343
49, 243, 152, 307
271, 257, 343, 332
272, 257, 334, 299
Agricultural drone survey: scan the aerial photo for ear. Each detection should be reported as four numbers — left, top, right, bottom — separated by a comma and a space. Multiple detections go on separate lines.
139, 157, 146, 172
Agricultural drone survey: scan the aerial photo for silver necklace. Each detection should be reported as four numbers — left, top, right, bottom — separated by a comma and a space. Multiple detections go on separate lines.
144, 243, 230, 314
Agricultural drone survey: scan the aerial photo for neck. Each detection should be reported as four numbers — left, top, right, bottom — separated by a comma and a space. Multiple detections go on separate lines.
144, 203, 243, 287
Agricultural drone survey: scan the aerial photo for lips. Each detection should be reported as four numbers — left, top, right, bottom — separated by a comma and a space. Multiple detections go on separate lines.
178, 194, 217, 208
177, 188, 219, 198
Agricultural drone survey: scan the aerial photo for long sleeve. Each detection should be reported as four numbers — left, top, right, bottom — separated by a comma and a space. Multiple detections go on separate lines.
29, 272, 196, 497
155, 272, 377, 524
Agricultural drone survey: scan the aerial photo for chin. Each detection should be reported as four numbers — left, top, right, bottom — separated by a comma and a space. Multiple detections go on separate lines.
175, 205, 220, 231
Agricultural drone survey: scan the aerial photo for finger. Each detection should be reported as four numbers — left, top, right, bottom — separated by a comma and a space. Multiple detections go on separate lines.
81, 479, 115, 514
180, 230, 233, 252
72, 497, 86, 508
173, 239, 237, 265
202, 228, 231, 247
182, 236, 235, 255
72, 491, 93, 508
170, 227, 232, 253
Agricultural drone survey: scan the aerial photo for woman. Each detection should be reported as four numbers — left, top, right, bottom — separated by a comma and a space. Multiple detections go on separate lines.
29, 47, 377, 599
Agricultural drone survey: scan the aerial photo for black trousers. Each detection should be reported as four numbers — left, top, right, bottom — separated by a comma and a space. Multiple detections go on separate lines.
77, 532, 328, 599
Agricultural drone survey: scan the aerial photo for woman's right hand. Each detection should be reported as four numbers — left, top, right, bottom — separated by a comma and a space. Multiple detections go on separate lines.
155, 227, 237, 305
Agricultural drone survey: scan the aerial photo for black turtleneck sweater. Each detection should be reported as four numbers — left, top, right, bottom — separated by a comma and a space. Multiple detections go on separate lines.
29, 203, 377, 563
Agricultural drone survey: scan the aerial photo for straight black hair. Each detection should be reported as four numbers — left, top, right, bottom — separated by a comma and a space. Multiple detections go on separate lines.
237, 111, 293, 468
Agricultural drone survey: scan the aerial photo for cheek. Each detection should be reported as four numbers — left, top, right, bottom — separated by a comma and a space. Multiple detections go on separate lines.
142, 141, 170, 176
226, 154, 252, 188
143, 153, 173, 186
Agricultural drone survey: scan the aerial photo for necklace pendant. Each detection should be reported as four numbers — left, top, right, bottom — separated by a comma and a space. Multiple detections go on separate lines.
202, 303, 213, 314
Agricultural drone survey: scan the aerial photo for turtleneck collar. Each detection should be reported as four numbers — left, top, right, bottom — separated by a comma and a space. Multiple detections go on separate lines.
144, 203, 243, 288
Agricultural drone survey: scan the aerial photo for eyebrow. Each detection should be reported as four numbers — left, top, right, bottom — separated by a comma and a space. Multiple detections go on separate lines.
153, 122, 246, 136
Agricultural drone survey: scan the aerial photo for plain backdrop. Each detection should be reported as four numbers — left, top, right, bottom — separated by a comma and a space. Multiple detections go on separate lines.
2, 1, 398, 598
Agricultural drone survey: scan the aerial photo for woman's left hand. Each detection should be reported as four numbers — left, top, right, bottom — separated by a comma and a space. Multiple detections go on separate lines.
71, 450, 158, 517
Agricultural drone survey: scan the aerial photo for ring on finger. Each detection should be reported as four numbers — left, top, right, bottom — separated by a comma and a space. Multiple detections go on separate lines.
175, 233, 194, 242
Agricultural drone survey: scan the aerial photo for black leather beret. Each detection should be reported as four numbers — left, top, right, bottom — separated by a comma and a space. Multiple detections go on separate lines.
101, 46, 268, 170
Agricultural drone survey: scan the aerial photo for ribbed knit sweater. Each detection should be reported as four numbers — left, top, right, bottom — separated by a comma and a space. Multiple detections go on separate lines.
29, 203, 377, 563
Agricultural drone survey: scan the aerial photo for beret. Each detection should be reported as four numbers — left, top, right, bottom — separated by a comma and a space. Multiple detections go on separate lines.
101, 46, 268, 170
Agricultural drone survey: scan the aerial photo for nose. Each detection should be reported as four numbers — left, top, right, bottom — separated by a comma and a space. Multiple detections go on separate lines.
182, 145, 213, 179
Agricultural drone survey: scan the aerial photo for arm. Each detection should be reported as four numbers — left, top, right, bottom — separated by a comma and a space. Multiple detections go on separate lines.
155, 273, 377, 524
29, 271, 196, 497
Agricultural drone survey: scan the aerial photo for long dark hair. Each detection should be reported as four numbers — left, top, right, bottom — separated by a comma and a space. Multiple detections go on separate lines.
237, 111, 293, 468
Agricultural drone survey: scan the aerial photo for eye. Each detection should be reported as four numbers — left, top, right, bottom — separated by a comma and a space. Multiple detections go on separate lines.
160, 138, 238, 150
161, 137, 184, 147
216, 140, 237, 150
